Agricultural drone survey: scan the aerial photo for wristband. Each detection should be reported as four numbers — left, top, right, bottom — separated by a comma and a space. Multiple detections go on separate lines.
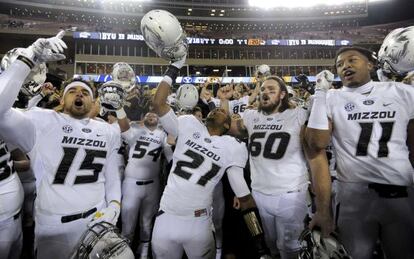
164, 65, 180, 84
115, 108, 127, 119
109, 200, 121, 207
17, 55, 35, 70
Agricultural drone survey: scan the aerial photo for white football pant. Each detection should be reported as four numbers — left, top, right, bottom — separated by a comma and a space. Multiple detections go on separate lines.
0, 214, 22, 259
336, 181, 414, 259
152, 211, 215, 259
252, 189, 308, 259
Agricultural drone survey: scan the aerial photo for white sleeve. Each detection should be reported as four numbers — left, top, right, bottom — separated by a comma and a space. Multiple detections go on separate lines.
0, 60, 36, 153
121, 127, 137, 147
162, 136, 174, 163
228, 139, 248, 168
159, 109, 179, 139
27, 94, 43, 109
307, 90, 329, 130
104, 130, 122, 204
227, 166, 250, 198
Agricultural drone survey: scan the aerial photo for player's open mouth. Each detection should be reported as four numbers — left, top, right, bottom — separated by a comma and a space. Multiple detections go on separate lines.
261, 95, 269, 101
74, 99, 83, 107
343, 70, 355, 80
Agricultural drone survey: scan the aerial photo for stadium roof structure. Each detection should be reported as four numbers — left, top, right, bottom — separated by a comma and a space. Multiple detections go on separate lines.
0, 0, 412, 38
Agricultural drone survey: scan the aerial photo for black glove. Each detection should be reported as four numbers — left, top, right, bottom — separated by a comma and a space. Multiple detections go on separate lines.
295, 74, 314, 95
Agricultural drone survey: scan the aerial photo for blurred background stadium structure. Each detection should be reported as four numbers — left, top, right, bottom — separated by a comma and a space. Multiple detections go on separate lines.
0, 0, 412, 84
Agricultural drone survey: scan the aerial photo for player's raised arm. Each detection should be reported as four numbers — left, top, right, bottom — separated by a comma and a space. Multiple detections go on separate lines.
0, 31, 66, 152
304, 70, 333, 150
153, 56, 186, 117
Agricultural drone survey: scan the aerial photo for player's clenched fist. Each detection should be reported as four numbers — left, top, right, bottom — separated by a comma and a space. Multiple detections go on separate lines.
315, 70, 334, 91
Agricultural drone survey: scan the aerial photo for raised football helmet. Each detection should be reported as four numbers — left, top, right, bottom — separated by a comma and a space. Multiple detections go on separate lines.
176, 84, 199, 111
298, 228, 351, 259
70, 222, 134, 259
256, 64, 271, 77
98, 81, 127, 111
378, 26, 414, 77
1, 47, 47, 96
140, 9, 188, 61
111, 62, 136, 92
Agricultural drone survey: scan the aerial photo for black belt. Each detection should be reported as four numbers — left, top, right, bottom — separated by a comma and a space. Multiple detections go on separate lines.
61, 207, 97, 223
13, 210, 21, 220
136, 180, 154, 186
368, 183, 408, 198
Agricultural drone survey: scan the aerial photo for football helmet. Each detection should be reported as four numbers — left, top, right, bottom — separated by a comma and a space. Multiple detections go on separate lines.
176, 84, 199, 111
298, 228, 351, 259
70, 222, 134, 259
256, 64, 271, 77
1, 47, 47, 97
140, 9, 188, 61
111, 62, 136, 92
98, 81, 127, 111
378, 26, 414, 77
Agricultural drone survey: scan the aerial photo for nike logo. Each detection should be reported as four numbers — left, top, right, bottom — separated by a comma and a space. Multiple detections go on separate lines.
212, 146, 220, 149
383, 103, 393, 107
96, 134, 104, 137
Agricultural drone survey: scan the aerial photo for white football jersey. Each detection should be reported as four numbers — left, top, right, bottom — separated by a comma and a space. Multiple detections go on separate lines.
160, 115, 247, 216
327, 81, 414, 185
243, 107, 309, 195
122, 125, 167, 180
229, 96, 250, 117
23, 108, 121, 215
0, 139, 24, 221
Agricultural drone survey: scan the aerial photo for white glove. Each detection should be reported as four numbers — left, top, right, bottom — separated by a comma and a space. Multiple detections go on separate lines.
315, 70, 334, 91
170, 53, 187, 69
22, 30, 67, 65
89, 202, 120, 226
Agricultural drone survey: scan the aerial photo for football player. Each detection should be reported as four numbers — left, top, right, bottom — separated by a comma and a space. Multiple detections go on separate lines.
149, 54, 270, 259
0, 32, 122, 259
117, 109, 172, 258
230, 75, 334, 259
0, 140, 24, 259
306, 46, 414, 258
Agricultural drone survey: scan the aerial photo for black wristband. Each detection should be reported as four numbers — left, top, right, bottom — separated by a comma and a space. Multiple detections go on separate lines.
164, 65, 180, 84
17, 55, 35, 70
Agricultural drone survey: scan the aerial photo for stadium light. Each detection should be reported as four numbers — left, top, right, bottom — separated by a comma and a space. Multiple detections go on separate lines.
248, 0, 388, 8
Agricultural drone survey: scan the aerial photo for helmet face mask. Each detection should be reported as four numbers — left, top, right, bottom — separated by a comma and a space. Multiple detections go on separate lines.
111, 62, 136, 92
378, 26, 414, 78
298, 228, 351, 259
71, 222, 134, 259
140, 9, 188, 61
176, 84, 199, 111
98, 81, 127, 111
1, 48, 47, 97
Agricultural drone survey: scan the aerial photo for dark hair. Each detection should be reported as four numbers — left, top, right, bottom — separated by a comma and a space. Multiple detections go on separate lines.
62, 78, 96, 98
262, 76, 292, 113
334, 46, 377, 65
192, 106, 202, 115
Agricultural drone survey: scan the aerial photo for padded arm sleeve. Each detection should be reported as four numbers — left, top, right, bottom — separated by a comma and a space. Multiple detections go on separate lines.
227, 166, 250, 198
104, 130, 122, 204
0, 60, 36, 153
159, 109, 179, 139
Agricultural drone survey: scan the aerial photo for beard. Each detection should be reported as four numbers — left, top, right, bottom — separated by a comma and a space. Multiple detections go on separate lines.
144, 119, 157, 127
259, 99, 280, 114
